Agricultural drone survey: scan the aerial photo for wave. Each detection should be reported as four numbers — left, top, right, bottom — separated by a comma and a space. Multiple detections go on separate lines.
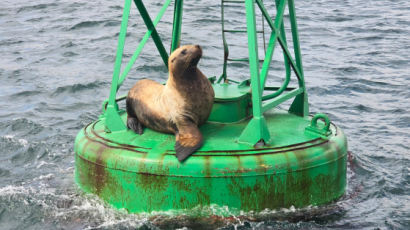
69, 20, 120, 31
16, 3, 58, 13
51, 81, 109, 96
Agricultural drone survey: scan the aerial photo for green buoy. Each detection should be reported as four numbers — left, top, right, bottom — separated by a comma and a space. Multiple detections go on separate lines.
74, 0, 348, 213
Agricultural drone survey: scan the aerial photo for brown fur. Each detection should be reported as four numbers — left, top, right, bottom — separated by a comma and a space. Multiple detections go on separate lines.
126, 45, 214, 162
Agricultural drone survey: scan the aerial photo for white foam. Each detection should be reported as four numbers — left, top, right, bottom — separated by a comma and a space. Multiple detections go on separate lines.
0, 185, 29, 195
36, 160, 55, 169
0, 180, 343, 229
38, 173, 54, 180
18, 138, 28, 146
2, 134, 29, 147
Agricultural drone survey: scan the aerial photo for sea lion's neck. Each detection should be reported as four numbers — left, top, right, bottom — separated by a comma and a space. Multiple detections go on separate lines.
182, 67, 198, 78
168, 68, 199, 85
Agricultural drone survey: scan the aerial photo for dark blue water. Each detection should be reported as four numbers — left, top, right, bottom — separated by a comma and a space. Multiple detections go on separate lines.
0, 0, 409, 229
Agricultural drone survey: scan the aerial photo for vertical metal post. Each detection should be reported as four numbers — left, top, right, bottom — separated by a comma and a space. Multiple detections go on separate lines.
288, 0, 309, 116
220, 0, 229, 83
245, 0, 262, 102
238, 0, 271, 145
288, 0, 304, 85
171, 0, 183, 52
105, 0, 132, 132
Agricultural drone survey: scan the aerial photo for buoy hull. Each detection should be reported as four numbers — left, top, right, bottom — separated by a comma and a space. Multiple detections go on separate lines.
74, 111, 347, 213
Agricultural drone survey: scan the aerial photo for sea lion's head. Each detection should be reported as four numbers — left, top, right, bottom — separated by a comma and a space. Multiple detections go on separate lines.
169, 45, 203, 77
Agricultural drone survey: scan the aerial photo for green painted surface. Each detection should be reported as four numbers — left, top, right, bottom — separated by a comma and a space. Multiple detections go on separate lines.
213, 83, 249, 101
208, 83, 251, 123
74, 0, 348, 214
74, 110, 347, 213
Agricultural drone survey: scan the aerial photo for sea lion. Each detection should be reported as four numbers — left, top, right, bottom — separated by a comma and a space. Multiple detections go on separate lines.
126, 45, 214, 162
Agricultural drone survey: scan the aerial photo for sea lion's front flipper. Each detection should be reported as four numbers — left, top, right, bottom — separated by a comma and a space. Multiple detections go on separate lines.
127, 116, 144, 135
175, 121, 203, 162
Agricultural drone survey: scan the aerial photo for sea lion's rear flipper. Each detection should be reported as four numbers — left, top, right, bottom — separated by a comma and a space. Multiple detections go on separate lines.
175, 121, 203, 162
127, 116, 144, 135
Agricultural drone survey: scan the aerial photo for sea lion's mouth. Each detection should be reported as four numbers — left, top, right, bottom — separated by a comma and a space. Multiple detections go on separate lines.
189, 55, 201, 67
189, 45, 202, 67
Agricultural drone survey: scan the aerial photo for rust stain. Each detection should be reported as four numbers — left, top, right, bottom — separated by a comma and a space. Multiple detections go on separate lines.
77, 139, 93, 188
292, 150, 314, 205
234, 155, 242, 174
255, 155, 271, 173
204, 156, 211, 177
94, 145, 107, 195
136, 152, 169, 210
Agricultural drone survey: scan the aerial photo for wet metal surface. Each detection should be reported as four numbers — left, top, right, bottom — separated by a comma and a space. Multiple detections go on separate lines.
75, 111, 347, 213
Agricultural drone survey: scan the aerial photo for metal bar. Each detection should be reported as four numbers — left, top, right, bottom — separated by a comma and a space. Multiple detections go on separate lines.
223, 0, 245, 3
108, 0, 132, 106
105, 0, 132, 132
171, 0, 183, 52
133, 0, 169, 67
288, 0, 305, 86
261, 0, 266, 52
228, 58, 249, 62
255, 0, 303, 83
258, 0, 286, 88
287, 0, 308, 116
262, 88, 303, 113
276, 0, 292, 95
227, 58, 265, 62
117, 0, 172, 89
245, 0, 263, 118
264, 86, 296, 91
223, 29, 265, 33
261, 30, 290, 100
220, 0, 229, 83
239, 0, 273, 144
239, 0, 272, 146
260, 0, 291, 101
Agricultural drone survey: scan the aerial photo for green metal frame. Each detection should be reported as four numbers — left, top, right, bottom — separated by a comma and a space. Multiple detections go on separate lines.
103, 0, 309, 147
104, 0, 178, 132
238, 0, 308, 144
171, 0, 184, 52
219, 0, 267, 84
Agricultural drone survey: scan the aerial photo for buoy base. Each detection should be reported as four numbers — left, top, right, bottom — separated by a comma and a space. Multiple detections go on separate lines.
74, 110, 347, 214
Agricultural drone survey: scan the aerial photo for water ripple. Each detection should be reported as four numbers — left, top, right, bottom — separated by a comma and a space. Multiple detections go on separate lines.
0, 0, 409, 229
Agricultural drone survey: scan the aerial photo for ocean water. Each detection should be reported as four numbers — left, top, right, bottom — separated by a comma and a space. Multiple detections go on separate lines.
0, 0, 409, 229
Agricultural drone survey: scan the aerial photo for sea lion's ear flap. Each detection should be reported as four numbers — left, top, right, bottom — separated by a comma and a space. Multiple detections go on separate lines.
174, 123, 203, 162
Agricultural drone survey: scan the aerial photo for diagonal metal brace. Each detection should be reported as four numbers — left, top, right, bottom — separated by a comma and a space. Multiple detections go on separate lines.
117, 0, 172, 90
133, 0, 169, 68
255, 0, 303, 83
258, 0, 287, 90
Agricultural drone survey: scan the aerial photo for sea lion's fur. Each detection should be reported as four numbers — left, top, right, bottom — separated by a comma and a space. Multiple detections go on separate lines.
126, 45, 214, 162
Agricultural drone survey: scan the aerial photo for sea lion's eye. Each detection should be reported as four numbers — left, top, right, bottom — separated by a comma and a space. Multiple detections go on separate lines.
181, 49, 187, 55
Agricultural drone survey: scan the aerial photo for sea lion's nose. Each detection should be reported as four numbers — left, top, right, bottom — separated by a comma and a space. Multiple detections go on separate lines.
195, 45, 201, 49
